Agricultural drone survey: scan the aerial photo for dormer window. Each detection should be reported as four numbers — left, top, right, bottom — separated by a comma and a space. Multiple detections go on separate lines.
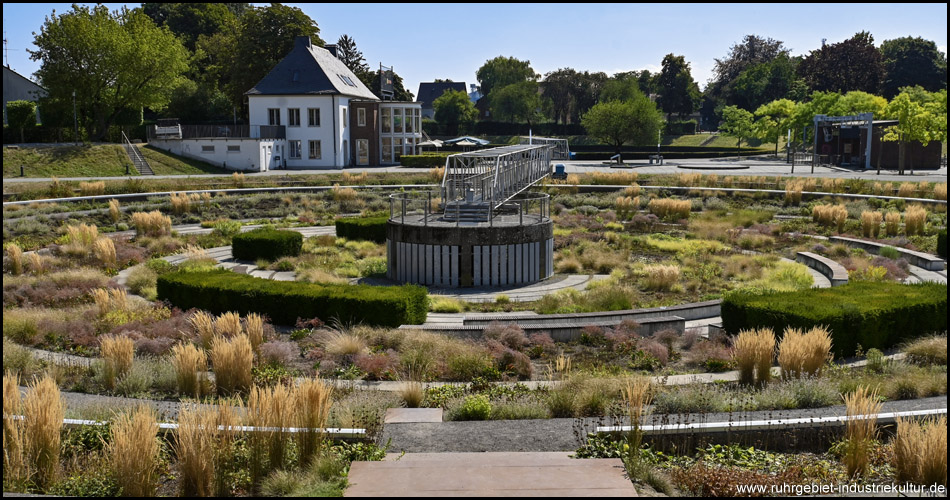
293, 70, 299, 82
337, 74, 357, 87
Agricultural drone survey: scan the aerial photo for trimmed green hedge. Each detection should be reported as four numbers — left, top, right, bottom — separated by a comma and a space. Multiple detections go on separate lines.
399, 153, 451, 168
938, 229, 947, 259
157, 269, 427, 327
335, 216, 388, 243
721, 281, 947, 357
232, 228, 302, 261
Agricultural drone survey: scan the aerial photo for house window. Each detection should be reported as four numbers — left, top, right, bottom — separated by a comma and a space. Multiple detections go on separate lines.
382, 137, 392, 163
342, 107, 348, 127
405, 137, 414, 156
201, 145, 215, 153
394, 108, 403, 134
268, 108, 280, 126
381, 107, 391, 133
414, 109, 421, 134
309, 140, 321, 159
358, 108, 366, 127
288, 108, 300, 127
227, 145, 241, 153
404, 108, 413, 133
289, 140, 302, 159
357, 139, 369, 165
394, 137, 403, 161
308, 108, 320, 127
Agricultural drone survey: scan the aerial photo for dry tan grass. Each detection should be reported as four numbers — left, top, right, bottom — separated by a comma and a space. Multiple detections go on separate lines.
248, 384, 295, 480
79, 181, 105, 196
108, 199, 121, 223
676, 172, 702, 187
892, 416, 947, 487
591, 171, 638, 185
623, 183, 641, 198
935, 183, 947, 202
170, 192, 192, 215
331, 183, 358, 202
821, 177, 844, 193
190, 311, 216, 349
884, 211, 902, 237
232, 172, 246, 187
643, 264, 680, 291
812, 204, 849, 232
245, 313, 265, 353
62, 223, 99, 257
172, 405, 216, 496
92, 287, 130, 317
428, 166, 445, 183
25, 252, 45, 274
733, 328, 775, 386
342, 171, 369, 184
214, 311, 243, 338
615, 196, 637, 220
100, 335, 135, 391
23, 374, 64, 489
860, 211, 883, 238
399, 381, 424, 409
778, 326, 832, 379
622, 376, 653, 428
904, 205, 927, 236
93, 237, 116, 268
784, 180, 805, 205
210, 334, 253, 396
170, 343, 208, 398
3, 372, 28, 488
6, 243, 23, 275
842, 386, 882, 478
897, 182, 917, 198
322, 330, 369, 357
294, 378, 334, 465
131, 210, 172, 237
107, 406, 159, 496
648, 198, 691, 221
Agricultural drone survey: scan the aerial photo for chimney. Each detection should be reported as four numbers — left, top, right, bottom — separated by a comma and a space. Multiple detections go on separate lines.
325, 44, 338, 58
295, 36, 311, 50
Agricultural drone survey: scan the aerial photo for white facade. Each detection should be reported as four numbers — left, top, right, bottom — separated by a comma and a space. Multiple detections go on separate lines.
149, 138, 280, 172
248, 94, 354, 169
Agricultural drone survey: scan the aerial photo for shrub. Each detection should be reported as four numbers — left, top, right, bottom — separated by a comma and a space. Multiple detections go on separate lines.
158, 270, 428, 327
937, 229, 947, 259
483, 322, 527, 350
125, 264, 158, 299
334, 217, 388, 243
107, 406, 159, 497
892, 416, 947, 487
131, 210, 171, 237
259, 340, 298, 366
902, 335, 947, 366
722, 282, 946, 357
399, 153, 451, 168
100, 335, 135, 391
648, 198, 691, 221
232, 228, 303, 261
860, 211, 882, 238
210, 334, 253, 395
732, 328, 775, 386
211, 219, 242, 239
453, 394, 492, 420
170, 343, 207, 398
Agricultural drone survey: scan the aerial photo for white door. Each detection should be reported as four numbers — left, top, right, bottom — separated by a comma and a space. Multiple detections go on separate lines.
262, 145, 272, 172
357, 139, 369, 166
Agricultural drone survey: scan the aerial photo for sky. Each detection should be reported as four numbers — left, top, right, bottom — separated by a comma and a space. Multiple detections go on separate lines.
3, 2, 947, 98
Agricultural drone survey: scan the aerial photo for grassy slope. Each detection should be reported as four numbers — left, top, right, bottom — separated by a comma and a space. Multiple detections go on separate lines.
3, 144, 134, 177
3, 143, 228, 178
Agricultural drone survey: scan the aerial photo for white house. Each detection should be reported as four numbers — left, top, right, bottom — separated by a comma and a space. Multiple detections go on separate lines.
149, 36, 422, 171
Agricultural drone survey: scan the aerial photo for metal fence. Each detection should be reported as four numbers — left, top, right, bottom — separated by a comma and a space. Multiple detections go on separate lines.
147, 124, 285, 140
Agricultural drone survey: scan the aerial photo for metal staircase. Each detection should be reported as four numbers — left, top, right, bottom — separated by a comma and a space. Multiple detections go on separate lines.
122, 131, 154, 175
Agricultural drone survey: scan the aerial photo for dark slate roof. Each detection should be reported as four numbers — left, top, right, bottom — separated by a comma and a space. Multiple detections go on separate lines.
246, 36, 379, 100
417, 82, 467, 109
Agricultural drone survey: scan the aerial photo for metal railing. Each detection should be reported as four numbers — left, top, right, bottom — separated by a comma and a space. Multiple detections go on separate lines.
440, 144, 553, 216
147, 124, 286, 140
389, 190, 550, 226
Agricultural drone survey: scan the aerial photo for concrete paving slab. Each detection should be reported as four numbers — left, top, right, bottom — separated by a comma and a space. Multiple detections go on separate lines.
345, 452, 635, 497
384, 408, 443, 424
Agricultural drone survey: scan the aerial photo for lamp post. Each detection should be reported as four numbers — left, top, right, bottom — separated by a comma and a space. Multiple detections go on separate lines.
72, 90, 78, 145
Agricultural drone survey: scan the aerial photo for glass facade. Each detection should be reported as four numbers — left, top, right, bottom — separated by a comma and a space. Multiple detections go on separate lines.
378, 104, 422, 164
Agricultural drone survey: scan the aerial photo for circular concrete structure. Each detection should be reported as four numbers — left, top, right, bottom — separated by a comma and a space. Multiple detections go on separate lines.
387, 192, 553, 287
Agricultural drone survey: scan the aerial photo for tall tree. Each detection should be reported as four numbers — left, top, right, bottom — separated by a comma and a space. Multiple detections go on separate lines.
828, 91, 887, 117
336, 34, 370, 80
788, 91, 841, 143
704, 34, 789, 127
883, 87, 945, 174
141, 3, 237, 52
362, 68, 413, 101
880, 36, 948, 99
228, 4, 323, 116
581, 90, 662, 157
753, 99, 797, 156
657, 54, 700, 120
541, 68, 577, 124
7, 101, 37, 143
433, 89, 478, 135
729, 54, 802, 111
476, 56, 537, 98
490, 81, 542, 126
719, 105, 755, 158
29, 5, 189, 141
573, 71, 608, 123
600, 73, 643, 103
798, 32, 885, 94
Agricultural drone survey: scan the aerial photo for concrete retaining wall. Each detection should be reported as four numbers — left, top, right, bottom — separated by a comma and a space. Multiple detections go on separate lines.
401, 316, 685, 342
463, 300, 721, 327
830, 235, 946, 271
796, 251, 849, 286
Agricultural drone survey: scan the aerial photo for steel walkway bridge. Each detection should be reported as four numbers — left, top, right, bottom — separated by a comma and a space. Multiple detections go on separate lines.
440, 144, 554, 222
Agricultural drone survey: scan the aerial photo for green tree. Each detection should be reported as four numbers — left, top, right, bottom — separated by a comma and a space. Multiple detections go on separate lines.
363, 68, 414, 101
29, 5, 189, 141
581, 92, 662, 157
541, 68, 577, 124
883, 87, 945, 174
828, 91, 887, 117
573, 71, 609, 123
476, 56, 537, 98
141, 3, 238, 51
730, 54, 802, 111
600, 73, 643, 103
490, 81, 542, 125
880, 36, 948, 99
336, 34, 371, 82
719, 105, 755, 158
657, 54, 700, 120
798, 32, 885, 94
6, 100, 37, 143
753, 99, 797, 156
788, 91, 841, 143
433, 89, 477, 135
228, 4, 323, 116
704, 34, 790, 127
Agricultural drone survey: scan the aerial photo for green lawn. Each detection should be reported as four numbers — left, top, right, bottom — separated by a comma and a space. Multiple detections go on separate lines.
3, 144, 134, 177
2, 143, 228, 178
140, 144, 228, 175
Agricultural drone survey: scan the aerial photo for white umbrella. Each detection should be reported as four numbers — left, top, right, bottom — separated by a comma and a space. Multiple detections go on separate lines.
455, 139, 476, 147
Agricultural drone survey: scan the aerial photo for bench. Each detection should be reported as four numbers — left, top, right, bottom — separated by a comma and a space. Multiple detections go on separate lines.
829, 236, 946, 271
649, 155, 664, 165
796, 252, 849, 286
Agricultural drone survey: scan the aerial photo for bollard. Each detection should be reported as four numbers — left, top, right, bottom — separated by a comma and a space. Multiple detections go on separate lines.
21, 165, 25, 177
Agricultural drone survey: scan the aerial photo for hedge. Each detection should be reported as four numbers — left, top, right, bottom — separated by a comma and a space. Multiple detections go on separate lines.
721, 281, 947, 357
157, 269, 428, 327
571, 150, 768, 161
335, 216, 388, 243
938, 229, 947, 259
664, 120, 698, 135
399, 153, 451, 168
231, 228, 303, 261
